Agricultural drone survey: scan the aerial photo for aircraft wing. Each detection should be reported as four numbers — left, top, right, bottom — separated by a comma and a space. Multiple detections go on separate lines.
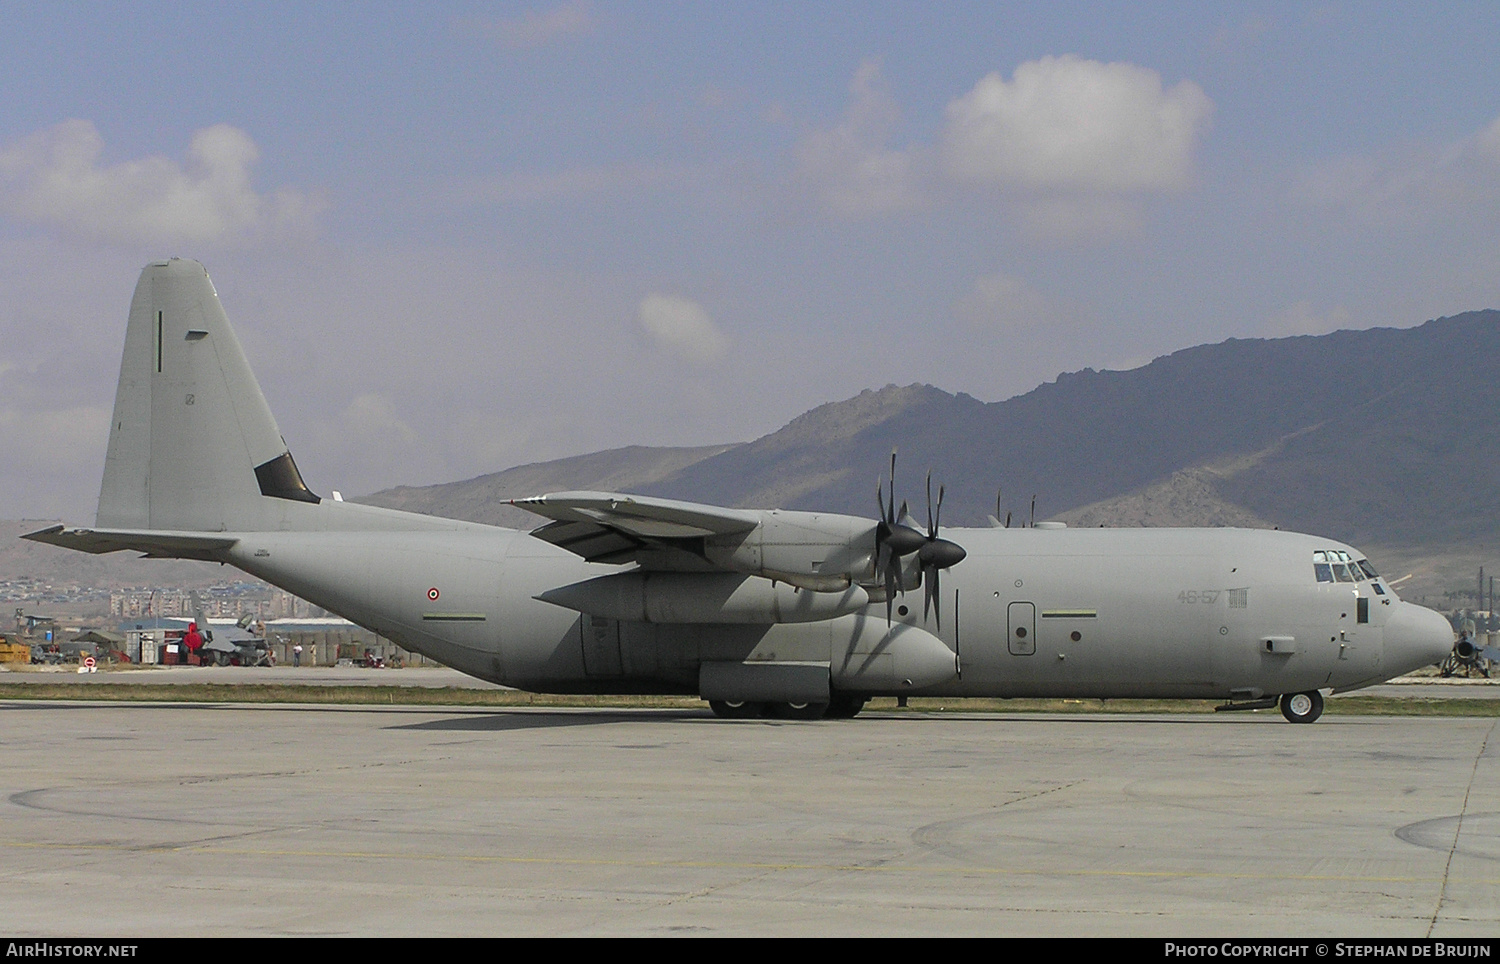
511, 492, 760, 565
21, 524, 239, 561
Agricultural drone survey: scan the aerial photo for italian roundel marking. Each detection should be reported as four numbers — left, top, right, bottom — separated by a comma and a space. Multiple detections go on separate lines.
428, 587, 440, 600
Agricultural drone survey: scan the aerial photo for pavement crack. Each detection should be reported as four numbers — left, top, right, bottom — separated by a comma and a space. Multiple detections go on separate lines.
1426, 718, 1495, 938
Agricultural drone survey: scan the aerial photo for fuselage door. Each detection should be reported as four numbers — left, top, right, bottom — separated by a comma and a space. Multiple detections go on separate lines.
1008, 601, 1036, 656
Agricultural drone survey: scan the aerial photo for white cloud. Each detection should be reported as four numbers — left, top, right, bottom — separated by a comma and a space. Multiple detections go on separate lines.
303, 393, 422, 492
795, 59, 927, 215
1264, 301, 1353, 338
1015, 196, 1147, 242
794, 56, 1211, 232
637, 294, 729, 365
0, 120, 322, 247
1294, 113, 1500, 226
940, 55, 1213, 194
477, 1, 594, 49
954, 272, 1077, 331
338, 393, 419, 446
1478, 116, 1500, 160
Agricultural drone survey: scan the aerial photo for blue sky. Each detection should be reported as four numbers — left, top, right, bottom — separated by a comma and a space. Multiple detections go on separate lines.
2, 2, 1498, 520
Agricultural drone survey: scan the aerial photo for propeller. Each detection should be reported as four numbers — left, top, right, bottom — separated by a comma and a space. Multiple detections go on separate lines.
916, 471, 967, 628
875, 451, 927, 624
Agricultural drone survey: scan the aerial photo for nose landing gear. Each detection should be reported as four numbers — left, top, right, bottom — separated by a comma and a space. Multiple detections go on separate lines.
1279, 690, 1324, 723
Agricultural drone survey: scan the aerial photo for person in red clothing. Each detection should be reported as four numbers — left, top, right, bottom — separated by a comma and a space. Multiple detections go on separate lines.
183, 622, 203, 660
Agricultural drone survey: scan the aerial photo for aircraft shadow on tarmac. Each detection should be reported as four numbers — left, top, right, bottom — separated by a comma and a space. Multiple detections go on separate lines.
387, 708, 715, 732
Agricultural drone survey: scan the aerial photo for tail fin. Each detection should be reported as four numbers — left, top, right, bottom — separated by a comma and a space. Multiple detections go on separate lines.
97, 259, 318, 532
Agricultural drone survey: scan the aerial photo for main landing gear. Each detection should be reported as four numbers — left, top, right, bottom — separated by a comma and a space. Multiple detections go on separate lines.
1279, 690, 1324, 724
707, 694, 868, 720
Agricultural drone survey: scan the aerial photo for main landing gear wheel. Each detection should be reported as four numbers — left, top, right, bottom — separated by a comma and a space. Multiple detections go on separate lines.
1280, 690, 1324, 724
824, 693, 867, 719
764, 701, 829, 720
709, 699, 765, 719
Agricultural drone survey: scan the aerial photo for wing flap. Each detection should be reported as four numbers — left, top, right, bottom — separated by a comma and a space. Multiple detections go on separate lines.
513, 492, 760, 538
529, 519, 644, 564
514, 492, 760, 568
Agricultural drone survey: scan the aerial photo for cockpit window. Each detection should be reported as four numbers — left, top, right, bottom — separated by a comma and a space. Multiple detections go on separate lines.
1314, 550, 1376, 584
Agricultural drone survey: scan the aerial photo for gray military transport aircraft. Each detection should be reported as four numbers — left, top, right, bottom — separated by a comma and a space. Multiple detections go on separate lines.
26, 260, 1455, 722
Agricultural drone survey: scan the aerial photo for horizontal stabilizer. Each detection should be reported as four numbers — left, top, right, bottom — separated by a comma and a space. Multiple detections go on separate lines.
22, 524, 238, 561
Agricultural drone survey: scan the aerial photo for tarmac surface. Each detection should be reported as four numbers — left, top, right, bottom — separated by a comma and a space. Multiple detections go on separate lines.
1, 696, 1497, 936
0, 664, 507, 687
4, 662, 1499, 697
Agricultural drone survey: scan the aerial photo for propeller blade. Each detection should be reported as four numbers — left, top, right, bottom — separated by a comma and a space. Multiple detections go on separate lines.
923, 564, 941, 629
884, 545, 903, 624
925, 470, 934, 538
888, 450, 898, 525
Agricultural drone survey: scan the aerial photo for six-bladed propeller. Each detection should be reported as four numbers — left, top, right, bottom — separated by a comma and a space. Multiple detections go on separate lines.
917, 471, 967, 627
875, 452, 927, 624
873, 452, 967, 628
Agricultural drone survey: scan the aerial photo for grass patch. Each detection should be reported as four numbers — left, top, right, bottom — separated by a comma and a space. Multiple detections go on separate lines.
0, 684, 1496, 716
0, 683, 702, 709
868, 696, 1500, 717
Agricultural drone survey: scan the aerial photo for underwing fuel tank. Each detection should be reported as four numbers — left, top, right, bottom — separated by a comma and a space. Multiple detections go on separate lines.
537, 572, 870, 624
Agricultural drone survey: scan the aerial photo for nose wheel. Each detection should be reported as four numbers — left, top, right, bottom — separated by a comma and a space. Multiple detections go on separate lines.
1279, 690, 1324, 723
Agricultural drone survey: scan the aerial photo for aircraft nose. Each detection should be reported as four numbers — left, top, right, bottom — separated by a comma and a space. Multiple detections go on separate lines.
1385, 601, 1454, 674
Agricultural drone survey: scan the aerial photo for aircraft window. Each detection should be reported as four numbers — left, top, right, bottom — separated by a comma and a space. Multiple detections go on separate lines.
1371, 581, 1386, 596
1358, 560, 1379, 579
1314, 563, 1333, 583
1313, 551, 1328, 563
1333, 564, 1354, 583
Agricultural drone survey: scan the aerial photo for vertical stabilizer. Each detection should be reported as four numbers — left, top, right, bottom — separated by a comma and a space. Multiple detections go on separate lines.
97, 259, 317, 531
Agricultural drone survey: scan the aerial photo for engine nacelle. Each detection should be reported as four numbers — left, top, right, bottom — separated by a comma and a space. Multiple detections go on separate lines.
537, 572, 870, 624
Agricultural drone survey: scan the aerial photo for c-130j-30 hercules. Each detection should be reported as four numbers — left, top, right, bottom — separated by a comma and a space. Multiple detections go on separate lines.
27, 260, 1454, 722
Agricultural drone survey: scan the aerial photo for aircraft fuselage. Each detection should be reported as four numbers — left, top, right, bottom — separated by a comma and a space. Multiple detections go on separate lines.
219, 511, 1443, 702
